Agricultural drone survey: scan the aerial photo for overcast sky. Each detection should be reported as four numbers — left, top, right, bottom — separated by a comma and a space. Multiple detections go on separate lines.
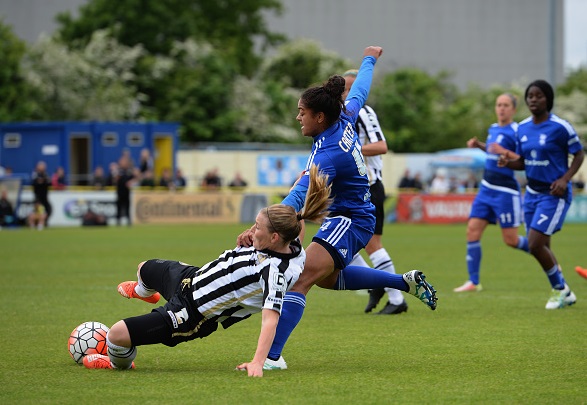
565, 0, 587, 69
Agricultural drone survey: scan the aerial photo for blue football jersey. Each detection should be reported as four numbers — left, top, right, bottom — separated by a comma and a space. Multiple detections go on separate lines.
299, 102, 372, 215
283, 56, 377, 217
516, 114, 583, 194
483, 122, 520, 190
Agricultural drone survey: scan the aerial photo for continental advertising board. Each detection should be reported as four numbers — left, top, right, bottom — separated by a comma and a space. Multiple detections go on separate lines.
133, 192, 242, 224
16, 190, 267, 226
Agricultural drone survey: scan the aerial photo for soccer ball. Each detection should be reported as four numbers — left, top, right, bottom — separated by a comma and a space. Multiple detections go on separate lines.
68, 321, 110, 364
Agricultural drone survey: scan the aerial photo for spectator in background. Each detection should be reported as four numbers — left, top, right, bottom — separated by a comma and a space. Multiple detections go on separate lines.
28, 199, 47, 230
398, 169, 415, 189
228, 171, 248, 189
121, 149, 135, 169
159, 168, 174, 190
139, 169, 155, 189
0, 189, 15, 227
429, 168, 450, 194
201, 168, 221, 190
92, 166, 107, 190
51, 167, 67, 190
31, 161, 52, 227
116, 155, 135, 226
106, 162, 119, 187
412, 172, 424, 191
174, 168, 187, 189
464, 171, 479, 192
138, 148, 153, 175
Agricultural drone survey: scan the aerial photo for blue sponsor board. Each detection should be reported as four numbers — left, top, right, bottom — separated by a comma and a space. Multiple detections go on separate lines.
257, 155, 308, 187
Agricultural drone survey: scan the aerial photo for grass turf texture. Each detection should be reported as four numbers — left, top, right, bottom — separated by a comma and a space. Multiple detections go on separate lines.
1, 223, 586, 404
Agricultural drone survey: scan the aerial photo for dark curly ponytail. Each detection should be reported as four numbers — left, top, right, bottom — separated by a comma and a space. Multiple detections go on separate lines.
301, 75, 347, 128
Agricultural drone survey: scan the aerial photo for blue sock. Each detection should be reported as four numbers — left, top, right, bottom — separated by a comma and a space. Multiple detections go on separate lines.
546, 264, 565, 290
516, 236, 529, 252
466, 241, 482, 285
267, 292, 306, 360
334, 266, 408, 291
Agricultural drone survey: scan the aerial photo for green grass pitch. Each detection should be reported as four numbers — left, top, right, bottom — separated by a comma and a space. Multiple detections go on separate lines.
1, 222, 586, 404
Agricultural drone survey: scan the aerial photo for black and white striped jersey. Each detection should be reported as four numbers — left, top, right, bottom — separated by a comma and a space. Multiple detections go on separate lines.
190, 239, 305, 329
356, 105, 386, 185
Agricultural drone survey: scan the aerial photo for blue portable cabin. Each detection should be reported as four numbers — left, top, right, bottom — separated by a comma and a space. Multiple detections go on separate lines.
0, 122, 179, 185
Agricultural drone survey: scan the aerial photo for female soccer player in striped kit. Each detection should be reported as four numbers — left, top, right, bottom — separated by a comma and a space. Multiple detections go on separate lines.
454, 93, 529, 293
237, 46, 438, 371
492, 80, 584, 309
342, 69, 408, 315
83, 165, 332, 377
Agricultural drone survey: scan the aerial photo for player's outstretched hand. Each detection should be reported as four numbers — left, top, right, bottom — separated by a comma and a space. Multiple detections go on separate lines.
467, 137, 479, 148
236, 362, 263, 377
236, 225, 255, 247
487, 143, 520, 167
364, 46, 383, 59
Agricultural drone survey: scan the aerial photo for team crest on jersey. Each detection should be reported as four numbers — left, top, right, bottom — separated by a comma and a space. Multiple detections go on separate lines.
257, 253, 269, 264
531, 150, 537, 158
539, 134, 547, 145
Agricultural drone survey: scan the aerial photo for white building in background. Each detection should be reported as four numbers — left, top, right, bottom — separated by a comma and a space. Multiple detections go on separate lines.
265, 0, 565, 88
0, 0, 565, 88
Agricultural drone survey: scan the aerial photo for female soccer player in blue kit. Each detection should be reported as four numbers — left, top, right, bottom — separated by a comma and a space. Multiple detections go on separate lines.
492, 80, 584, 309
454, 93, 529, 292
237, 46, 438, 370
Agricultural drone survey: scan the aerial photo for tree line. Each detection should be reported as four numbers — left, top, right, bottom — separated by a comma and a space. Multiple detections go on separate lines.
1, 0, 586, 152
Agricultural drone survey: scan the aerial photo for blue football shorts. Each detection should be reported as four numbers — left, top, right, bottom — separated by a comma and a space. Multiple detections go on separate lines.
523, 190, 570, 236
469, 184, 522, 228
312, 212, 375, 269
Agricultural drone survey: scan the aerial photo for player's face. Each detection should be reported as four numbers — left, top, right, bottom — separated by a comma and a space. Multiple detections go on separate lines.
495, 95, 515, 124
525, 86, 548, 116
296, 99, 323, 138
252, 211, 275, 250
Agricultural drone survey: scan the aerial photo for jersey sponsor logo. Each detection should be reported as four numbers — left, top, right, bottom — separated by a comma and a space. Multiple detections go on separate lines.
525, 150, 549, 167
272, 273, 286, 292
